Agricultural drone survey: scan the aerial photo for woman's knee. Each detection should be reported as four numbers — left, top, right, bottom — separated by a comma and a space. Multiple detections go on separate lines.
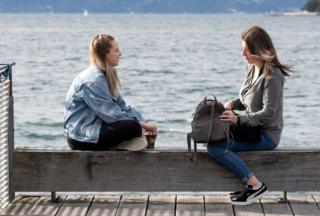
100, 119, 142, 140
261, 134, 277, 150
113, 119, 142, 138
125, 119, 142, 136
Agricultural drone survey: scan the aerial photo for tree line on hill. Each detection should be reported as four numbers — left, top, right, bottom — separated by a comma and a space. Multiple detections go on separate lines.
0, 0, 308, 13
303, 0, 320, 11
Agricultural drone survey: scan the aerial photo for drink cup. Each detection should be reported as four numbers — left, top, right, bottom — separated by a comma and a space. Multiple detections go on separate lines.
144, 131, 157, 148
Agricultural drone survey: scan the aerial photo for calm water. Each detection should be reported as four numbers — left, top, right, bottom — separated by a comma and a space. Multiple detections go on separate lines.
0, 13, 319, 148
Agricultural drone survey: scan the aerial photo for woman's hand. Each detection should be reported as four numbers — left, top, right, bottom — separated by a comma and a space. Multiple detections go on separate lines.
140, 122, 157, 135
219, 110, 238, 125
224, 100, 234, 110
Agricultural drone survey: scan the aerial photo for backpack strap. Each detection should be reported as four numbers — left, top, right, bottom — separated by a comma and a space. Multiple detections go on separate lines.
206, 95, 217, 143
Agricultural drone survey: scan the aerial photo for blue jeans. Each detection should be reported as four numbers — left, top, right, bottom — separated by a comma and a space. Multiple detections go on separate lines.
207, 133, 277, 182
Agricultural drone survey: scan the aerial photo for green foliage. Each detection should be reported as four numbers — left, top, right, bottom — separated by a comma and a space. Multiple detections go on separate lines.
302, 0, 320, 12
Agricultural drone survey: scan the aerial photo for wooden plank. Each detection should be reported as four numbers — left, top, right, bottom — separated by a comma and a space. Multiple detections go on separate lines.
312, 195, 320, 210
233, 202, 264, 216
146, 195, 175, 216
176, 195, 204, 216
288, 194, 320, 216
86, 195, 120, 216
260, 194, 293, 216
13, 148, 320, 192
116, 194, 148, 216
0, 196, 39, 216
205, 195, 233, 216
55, 195, 92, 216
27, 196, 65, 216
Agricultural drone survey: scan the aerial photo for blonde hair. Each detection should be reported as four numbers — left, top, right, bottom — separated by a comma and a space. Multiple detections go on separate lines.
89, 34, 120, 97
241, 26, 291, 78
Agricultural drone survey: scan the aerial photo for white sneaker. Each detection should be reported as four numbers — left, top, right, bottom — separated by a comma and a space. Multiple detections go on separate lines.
117, 136, 148, 151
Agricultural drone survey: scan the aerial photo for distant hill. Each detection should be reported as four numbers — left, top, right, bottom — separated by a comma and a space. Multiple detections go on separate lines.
0, 0, 307, 13
302, 0, 320, 11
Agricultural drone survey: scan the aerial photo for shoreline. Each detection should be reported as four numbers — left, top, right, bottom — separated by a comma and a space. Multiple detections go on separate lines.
282, 10, 319, 16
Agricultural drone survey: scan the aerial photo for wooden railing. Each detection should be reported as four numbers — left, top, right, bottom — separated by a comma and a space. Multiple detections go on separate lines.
0, 63, 14, 209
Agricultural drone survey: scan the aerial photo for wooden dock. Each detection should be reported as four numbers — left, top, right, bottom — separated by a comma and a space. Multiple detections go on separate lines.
1, 194, 320, 216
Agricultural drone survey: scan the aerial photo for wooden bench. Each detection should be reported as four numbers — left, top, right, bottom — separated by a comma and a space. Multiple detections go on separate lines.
11, 147, 320, 203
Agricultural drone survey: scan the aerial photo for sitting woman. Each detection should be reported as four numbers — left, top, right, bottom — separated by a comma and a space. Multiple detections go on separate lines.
207, 26, 291, 205
64, 34, 157, 151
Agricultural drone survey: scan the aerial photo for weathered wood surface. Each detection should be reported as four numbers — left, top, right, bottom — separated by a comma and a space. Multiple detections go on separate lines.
205, 195, 233, 216
55, 195, 93, 216
116, 194, 148, 216
86, 195, 120, 216
13, 148, 320, 192
146, 195, 175, 216
233, 201, 264, 216
27, 196, 65, 216
176, 195, 204, 216
0, 196, 40, 216
287, 194, 320, 216
260, 194, 293, 216
1, 194, 320, 216
313, 195, 320, 207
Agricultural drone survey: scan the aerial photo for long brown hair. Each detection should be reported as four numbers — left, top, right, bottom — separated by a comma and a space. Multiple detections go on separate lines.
241, 26, 292, 78
89, 34, 120, 97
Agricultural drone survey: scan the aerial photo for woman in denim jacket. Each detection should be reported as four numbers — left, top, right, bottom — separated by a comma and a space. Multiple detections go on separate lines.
64, 34, 157, 151
207, 26, 291, 205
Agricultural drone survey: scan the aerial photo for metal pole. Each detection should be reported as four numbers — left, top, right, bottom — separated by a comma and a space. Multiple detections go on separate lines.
8, 63, 15, 202
51, 192, 56, 203
187, 133, 192, 160
279, 191, 288, 203
51, 192, 62, 203
193, 140, 197, 161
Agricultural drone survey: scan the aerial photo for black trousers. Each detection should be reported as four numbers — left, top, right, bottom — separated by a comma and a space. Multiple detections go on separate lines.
67, 119, 142, 150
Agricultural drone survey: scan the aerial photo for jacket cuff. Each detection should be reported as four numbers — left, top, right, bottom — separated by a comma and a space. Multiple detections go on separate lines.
231, 99, 239, 109
232, 98, 245, 111
239, 115, 249, 125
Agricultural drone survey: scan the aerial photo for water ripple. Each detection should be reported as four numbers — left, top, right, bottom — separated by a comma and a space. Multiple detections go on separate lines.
1, 13, 319, 148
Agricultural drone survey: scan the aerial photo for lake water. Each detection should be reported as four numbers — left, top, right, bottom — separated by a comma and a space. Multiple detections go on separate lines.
0, 13, 319, 148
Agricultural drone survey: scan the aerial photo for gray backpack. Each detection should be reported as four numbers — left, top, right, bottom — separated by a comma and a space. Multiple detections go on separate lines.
187, 95, 230, 160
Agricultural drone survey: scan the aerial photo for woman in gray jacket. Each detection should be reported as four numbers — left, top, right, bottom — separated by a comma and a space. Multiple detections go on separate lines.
207, 26, 291, 205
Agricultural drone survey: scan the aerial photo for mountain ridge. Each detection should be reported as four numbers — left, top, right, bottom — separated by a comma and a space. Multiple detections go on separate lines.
0, 0, 307, 13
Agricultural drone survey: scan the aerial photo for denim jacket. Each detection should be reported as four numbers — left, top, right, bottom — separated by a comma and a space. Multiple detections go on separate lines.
64, 65, 144, 143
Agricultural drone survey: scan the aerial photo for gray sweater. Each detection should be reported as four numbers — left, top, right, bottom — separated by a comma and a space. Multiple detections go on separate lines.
232, 65, 285, 145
